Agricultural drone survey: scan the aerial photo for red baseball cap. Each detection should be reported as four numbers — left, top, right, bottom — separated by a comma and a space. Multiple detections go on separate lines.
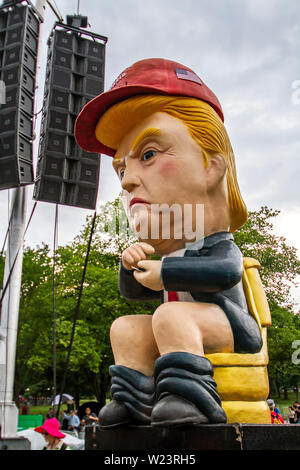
74, 58, 224, 157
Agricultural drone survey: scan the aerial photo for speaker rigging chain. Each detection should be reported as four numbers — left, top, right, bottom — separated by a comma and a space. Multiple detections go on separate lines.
33, 107, 43, 117
56, 210, 97, 418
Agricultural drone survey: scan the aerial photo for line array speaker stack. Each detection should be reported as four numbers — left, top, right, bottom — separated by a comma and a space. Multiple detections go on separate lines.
33, 20, 107, 209
0, 0, 42, 190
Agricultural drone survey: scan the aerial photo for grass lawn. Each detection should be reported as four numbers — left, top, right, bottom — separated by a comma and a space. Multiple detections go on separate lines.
20, 404, 69, 419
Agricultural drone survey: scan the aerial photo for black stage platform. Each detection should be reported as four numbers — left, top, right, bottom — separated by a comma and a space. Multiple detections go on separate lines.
85, 423, 300, 451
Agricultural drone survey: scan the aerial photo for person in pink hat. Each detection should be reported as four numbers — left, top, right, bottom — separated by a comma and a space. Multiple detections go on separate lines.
35, 418, 71, 450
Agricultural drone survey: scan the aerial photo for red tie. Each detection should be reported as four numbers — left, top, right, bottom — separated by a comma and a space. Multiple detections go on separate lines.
167, 291, 179, 302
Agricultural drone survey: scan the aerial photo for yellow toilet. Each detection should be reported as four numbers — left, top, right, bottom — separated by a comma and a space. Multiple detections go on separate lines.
206, 258, 272, 424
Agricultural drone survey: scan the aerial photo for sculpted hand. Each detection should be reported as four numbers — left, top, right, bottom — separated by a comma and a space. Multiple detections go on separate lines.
133, 260, 163, 291
122, 242, 155, 270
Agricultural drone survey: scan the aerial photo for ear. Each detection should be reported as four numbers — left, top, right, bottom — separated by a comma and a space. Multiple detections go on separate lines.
205, 153, 227, 192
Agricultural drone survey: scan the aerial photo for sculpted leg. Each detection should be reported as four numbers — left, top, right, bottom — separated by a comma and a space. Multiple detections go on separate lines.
100, 305, 233, 428
110, 314, 159, 376
152, 301, 234, 356
151, 302, 233, 426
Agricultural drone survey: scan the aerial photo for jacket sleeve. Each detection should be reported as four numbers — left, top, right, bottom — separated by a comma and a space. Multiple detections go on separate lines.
119, 262, 162, 301
161, 240, 243, 293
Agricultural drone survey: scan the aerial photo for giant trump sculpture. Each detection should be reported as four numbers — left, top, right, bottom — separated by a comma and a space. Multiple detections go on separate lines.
75, 58, 272, 428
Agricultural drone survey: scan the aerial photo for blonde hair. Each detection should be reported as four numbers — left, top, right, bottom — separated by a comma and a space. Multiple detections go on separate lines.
95, 95, 248, 232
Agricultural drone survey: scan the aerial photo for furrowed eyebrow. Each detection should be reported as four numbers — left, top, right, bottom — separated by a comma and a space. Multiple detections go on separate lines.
130, 127, 161, 152
113, 127, 161, 170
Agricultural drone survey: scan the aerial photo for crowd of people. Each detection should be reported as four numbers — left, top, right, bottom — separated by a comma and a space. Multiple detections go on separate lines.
34, 399, 300, 449
61, 406, 99, 437
267, 399, 300, 424
49, 406, 99, 437
34, 406, 99, 450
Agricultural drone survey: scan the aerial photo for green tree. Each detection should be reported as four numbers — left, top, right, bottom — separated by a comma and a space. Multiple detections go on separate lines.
267, 306, 300, 399
234, 206, 300, 310
15, 244, 54, 402
234, 206, 300, 397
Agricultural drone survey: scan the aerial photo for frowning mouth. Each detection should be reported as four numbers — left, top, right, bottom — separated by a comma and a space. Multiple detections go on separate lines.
129, 198, 149, 207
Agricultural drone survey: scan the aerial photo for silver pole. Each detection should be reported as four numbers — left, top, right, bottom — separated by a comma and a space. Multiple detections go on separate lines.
0, 187, 27, 437
0, 0, 47, 438
52, 204, 58, 415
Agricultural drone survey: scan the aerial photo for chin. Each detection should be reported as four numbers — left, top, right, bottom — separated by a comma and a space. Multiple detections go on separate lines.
140, 237, 186, 256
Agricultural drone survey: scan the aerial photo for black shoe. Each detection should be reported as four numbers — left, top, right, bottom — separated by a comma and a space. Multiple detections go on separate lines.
151, 394, 209, 427
153, 352, 227, 426
99, 400, 132, 429
99, 365, 155, 429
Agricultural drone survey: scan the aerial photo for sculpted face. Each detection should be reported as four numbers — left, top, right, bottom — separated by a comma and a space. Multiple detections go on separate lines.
113, 112, 229, 254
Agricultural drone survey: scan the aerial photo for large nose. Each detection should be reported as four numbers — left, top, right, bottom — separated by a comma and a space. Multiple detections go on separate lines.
121, 160, 141, 193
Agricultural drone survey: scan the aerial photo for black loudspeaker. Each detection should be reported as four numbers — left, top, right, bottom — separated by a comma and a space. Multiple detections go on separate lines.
34, 23, 107, 210
0, 1, 42, 190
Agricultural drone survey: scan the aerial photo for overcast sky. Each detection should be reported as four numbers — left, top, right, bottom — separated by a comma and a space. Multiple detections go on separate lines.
0, 0, 299, 306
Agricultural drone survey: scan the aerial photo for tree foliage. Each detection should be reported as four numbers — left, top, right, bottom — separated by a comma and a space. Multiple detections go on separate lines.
234, 206, 300, 311
234, 206, 300, 397
267, 306, 300, 398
